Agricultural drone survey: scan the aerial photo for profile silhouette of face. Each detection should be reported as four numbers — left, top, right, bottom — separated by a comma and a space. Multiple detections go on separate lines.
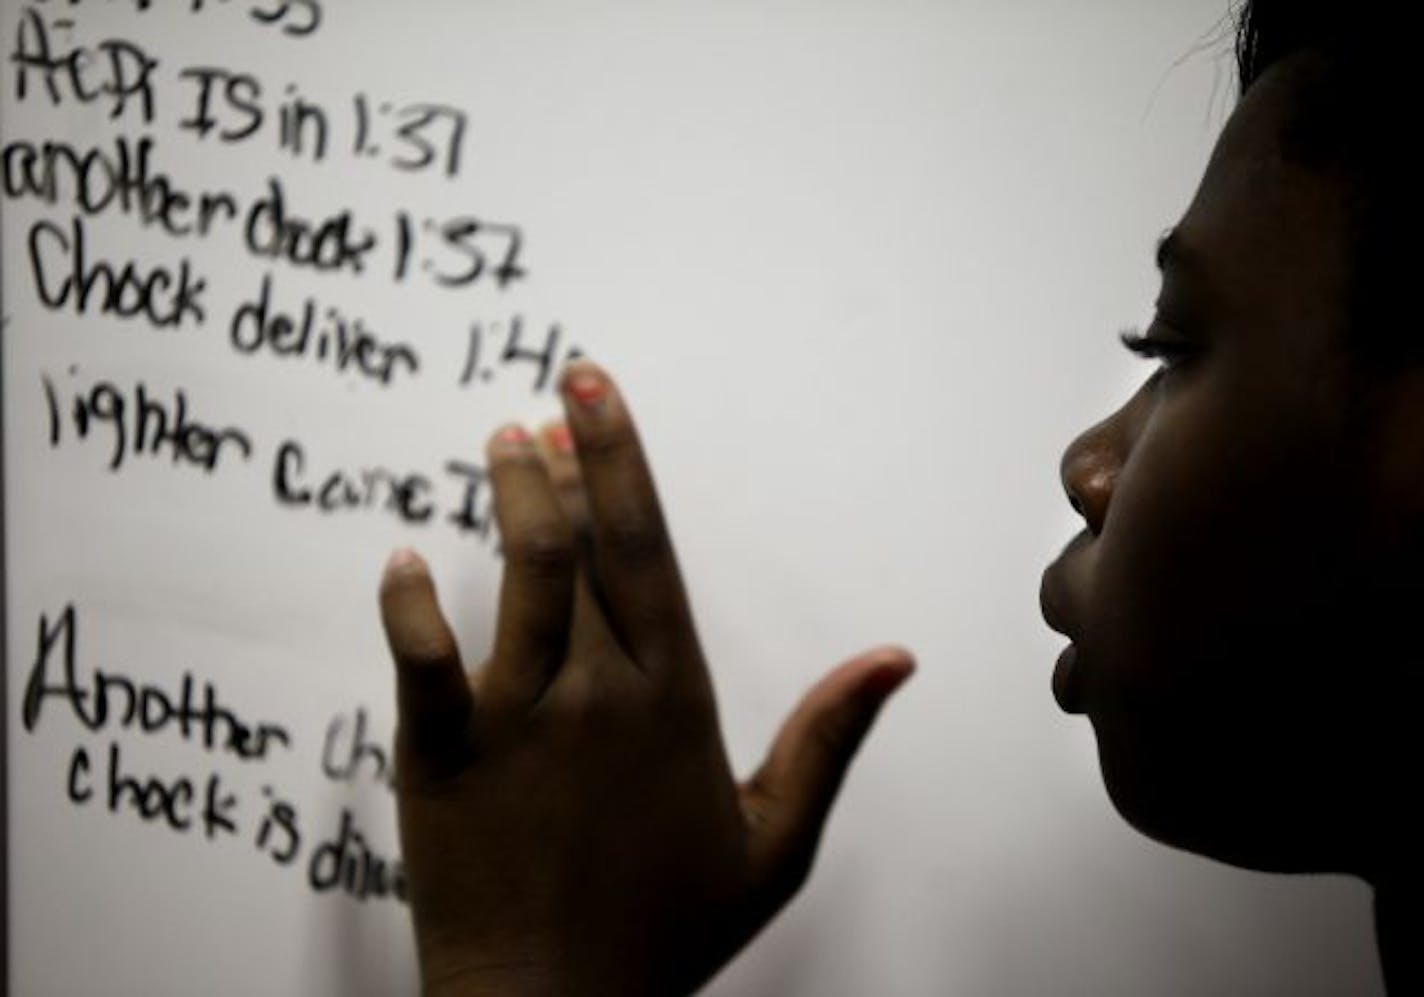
1041, 53, 1419, 879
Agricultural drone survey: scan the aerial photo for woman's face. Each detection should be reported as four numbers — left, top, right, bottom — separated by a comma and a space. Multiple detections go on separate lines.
1040, 56, 1419, 877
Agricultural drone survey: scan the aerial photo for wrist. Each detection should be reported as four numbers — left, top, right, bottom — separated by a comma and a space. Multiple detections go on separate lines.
419, 941, 630, 997
422, 959, 560, 997
420, 944, 662, 997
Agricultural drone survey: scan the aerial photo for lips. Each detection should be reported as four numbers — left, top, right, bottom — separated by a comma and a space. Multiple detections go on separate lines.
1040, 557, 1086, 714
1051, 644, 1084, 714
1038, 560, 1075, 639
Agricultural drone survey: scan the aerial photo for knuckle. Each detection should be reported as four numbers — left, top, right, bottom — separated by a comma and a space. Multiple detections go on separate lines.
806, 713, 855, 766
573, 421, 634, 467
393, 723, 475, 790
504, 524, 575, 575
396, 636, 454, 669
599, 505, 666, 566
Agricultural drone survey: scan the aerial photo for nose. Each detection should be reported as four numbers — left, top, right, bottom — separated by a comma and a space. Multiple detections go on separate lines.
1060, 397, 1140, 536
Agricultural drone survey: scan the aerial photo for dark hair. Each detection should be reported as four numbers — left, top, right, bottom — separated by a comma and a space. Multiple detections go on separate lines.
1234, 0, 1372, 166
1234, 1, 1409, 363
1236, 0, 1339, 94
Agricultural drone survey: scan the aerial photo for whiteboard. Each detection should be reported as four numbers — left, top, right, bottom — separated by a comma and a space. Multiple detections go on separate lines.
1, 1, 1385, 994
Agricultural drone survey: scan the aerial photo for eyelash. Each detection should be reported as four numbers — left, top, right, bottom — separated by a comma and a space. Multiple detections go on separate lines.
1119, 325, 1194, 369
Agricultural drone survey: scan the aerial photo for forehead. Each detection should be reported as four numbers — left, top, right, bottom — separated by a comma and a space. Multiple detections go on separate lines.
1172, 56, 1354, 340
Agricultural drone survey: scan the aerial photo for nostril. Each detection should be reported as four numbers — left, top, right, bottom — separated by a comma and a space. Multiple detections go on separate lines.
1068, 493, 1085, 517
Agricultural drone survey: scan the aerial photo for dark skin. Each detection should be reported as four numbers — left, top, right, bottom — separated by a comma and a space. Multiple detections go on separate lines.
380, 381, 913, 995
381, 52, 1417, 995
1044, 53, 1418, 988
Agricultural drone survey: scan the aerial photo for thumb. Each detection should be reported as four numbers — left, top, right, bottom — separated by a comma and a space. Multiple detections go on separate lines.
740, 647, 914, 901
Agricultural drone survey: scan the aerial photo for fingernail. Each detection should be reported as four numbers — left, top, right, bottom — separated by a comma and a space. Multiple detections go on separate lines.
494, 424, 532, 447
545, 422, 575, 454
386, 547, 423, 572
562, 363, 608, 411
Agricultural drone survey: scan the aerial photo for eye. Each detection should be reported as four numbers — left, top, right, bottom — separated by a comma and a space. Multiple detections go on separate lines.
1119, 322, 1197, 374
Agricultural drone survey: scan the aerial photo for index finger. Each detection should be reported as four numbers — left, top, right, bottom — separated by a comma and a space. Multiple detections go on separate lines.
558, 361, 699, 666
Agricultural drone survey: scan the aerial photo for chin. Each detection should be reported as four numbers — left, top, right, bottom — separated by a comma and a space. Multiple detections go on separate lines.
1089, 719, 1355, 876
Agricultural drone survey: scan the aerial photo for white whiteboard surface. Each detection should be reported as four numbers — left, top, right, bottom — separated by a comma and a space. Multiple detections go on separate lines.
1, 2, 1384, 994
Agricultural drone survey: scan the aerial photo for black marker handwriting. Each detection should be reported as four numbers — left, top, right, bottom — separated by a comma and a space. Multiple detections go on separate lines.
28, 216, 207, 330
24, 603, 290, 762
42, 369, 253, 473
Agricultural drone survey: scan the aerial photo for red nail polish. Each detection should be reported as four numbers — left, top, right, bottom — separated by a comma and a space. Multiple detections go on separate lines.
565, 370, 608, 409
498, 425, 531, 445
546, 423, 574, 454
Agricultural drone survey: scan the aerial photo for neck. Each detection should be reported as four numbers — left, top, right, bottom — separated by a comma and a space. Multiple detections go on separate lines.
1375, 880, 1419, 994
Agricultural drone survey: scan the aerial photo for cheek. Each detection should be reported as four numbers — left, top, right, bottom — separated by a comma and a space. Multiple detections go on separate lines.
1075, 379, 1373, 863
1075, 376, 1369, 784
1083, 379, 1339, 706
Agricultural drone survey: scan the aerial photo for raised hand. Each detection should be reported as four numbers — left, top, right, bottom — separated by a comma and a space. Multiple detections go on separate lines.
379, 361, 914, 996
